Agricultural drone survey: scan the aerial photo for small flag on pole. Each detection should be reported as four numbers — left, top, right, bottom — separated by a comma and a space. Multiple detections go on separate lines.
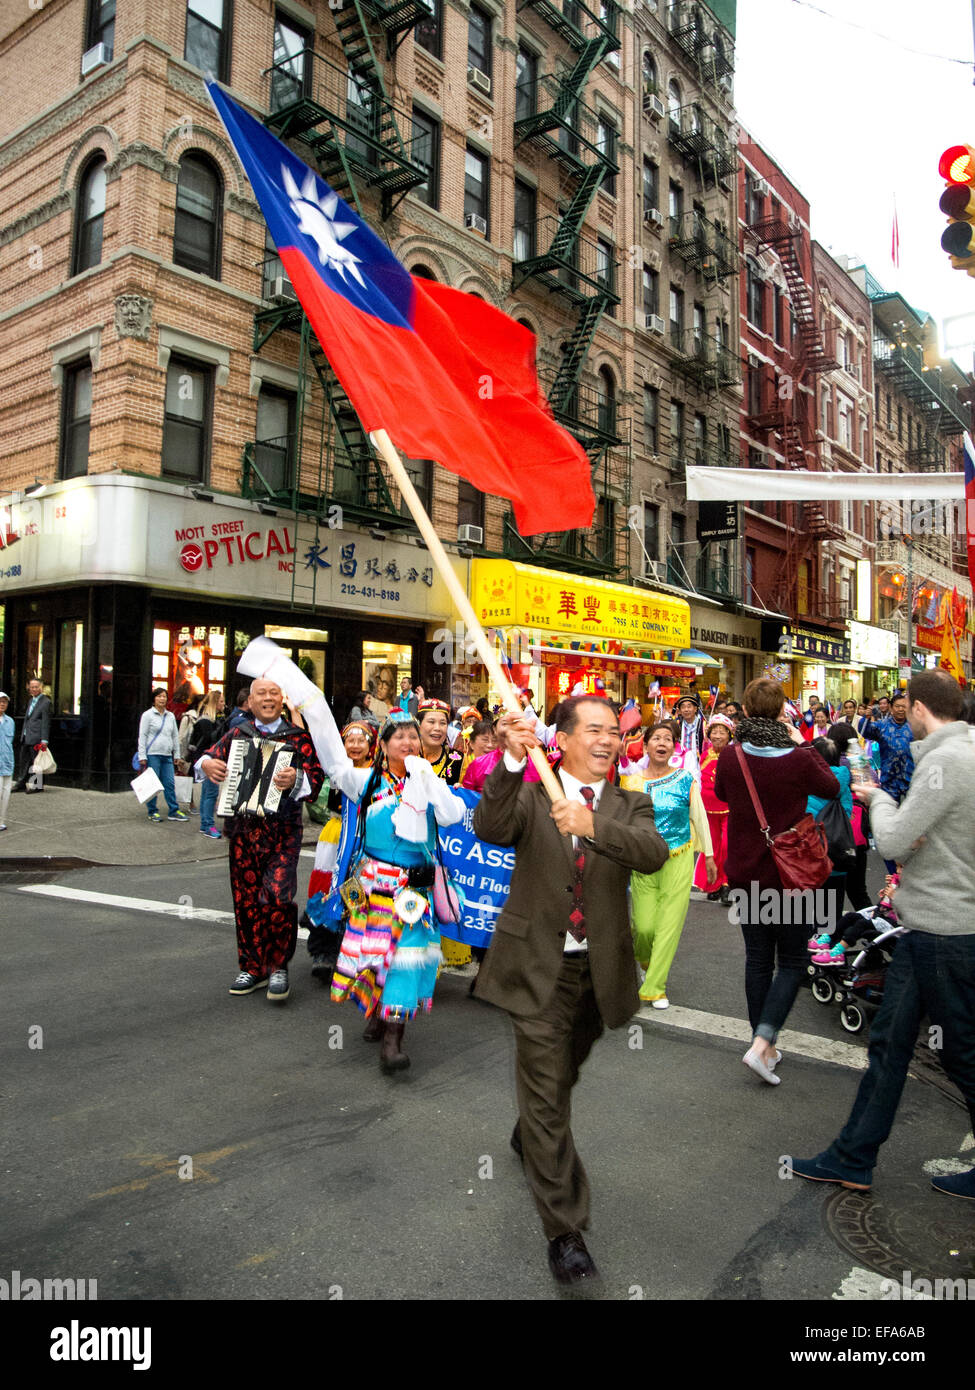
891, 198, 900, 269
206, 83, 595, 537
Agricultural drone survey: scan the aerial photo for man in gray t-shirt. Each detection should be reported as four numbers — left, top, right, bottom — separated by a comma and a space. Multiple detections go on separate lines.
789, 670, 975, 1201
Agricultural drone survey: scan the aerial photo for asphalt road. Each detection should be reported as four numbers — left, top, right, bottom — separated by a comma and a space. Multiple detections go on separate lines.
1, 853, 971, 1315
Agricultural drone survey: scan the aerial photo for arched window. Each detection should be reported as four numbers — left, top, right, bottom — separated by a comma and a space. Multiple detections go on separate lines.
667, 78, 682, 123
642, 51, 657, 94
411, 264, 437, 281
597, 366, 616, 435
72, 156, 107, 275
173, 153, 222, 279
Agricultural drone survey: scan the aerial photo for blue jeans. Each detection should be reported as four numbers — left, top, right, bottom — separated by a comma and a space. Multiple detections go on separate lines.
147, 755, 178, 817
740, 918, 810, 1044
826, 931, 975, 1177
199, 776, 219, 832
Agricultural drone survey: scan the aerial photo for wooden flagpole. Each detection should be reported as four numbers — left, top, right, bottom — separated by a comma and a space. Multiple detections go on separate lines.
370, 428, 564, 803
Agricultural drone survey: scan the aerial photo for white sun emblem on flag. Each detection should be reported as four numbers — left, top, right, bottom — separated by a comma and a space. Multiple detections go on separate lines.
282, 165, 365, 287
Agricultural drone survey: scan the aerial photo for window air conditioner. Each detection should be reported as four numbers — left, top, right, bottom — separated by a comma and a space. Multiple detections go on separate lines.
644, 206, 664, 229
646, 314, 665, 335
644, 558, 664, 581
753, 178, 769, 197
457, 524, 484, 545
269, 275, 296, 301
645, 94, 665, 121
465, 213, 488, 236
81, 42, 112, 76
467, 66, 492, 96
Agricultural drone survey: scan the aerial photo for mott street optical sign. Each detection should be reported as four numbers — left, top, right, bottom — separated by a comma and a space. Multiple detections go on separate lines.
0, 477, 463, 624
696, 500, 738, 542
471, 558, 690, 648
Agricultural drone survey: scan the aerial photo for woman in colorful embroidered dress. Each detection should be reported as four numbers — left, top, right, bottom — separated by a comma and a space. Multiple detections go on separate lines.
415, 696, 469, 966
692, 713, 733, 904
322, 707, 466, 1071
622, 722, 716, 1009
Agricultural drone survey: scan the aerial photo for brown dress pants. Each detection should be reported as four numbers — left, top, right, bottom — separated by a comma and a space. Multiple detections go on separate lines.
510, 953, 605, 1240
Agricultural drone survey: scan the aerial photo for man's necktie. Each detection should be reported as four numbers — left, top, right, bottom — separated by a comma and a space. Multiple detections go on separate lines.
568, 786, 596, 944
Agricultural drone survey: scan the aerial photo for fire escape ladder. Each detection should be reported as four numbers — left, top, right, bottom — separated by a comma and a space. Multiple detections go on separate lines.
548, 297, 608, 414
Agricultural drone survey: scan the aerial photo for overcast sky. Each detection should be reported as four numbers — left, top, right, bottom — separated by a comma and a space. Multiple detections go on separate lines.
733, 0, 975, 360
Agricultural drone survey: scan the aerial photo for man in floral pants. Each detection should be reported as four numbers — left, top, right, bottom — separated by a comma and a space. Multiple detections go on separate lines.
202, 678, 323, 1003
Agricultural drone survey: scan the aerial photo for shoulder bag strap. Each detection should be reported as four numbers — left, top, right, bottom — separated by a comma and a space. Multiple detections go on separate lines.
734, 743, 773, 846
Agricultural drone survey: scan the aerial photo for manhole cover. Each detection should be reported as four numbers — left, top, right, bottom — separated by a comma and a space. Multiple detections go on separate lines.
824, 1180, 975, 1287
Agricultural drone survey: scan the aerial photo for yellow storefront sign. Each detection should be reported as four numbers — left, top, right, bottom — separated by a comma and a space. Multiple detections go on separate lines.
471, 559, 690, 649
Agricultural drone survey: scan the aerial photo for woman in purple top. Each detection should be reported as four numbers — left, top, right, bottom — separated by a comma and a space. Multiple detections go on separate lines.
714, 678, 839, 1087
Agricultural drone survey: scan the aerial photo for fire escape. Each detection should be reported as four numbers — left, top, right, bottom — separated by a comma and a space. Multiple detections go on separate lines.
245, 3, 430, 608
506, 0, 629, 576
743, 214, 842, 618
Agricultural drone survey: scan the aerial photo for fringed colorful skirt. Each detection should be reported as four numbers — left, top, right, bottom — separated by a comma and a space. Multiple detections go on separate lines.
330, 857, 442, 1021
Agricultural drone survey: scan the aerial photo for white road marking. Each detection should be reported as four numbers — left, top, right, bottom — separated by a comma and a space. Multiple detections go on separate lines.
635, 1003, 869, 1070
18, 884, 309, 938
922, 1157, 972, 1176
832, 1267, 930, 1301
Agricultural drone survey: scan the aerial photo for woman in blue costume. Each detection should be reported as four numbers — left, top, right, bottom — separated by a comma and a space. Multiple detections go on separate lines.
233, 636, 466, 1072
621, 721, 716, 1010
324, 706, 466, 1072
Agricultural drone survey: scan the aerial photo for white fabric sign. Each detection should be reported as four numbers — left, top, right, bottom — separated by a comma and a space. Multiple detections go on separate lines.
686, 467, 966, 502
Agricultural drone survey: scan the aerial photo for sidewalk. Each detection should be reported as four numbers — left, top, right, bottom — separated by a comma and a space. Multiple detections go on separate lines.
0, 785, 320, 868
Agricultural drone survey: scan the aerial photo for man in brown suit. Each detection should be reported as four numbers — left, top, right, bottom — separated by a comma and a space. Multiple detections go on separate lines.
473, 696, 668, 1284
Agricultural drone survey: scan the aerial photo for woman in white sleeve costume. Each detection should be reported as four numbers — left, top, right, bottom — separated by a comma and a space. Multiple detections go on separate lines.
238, 638, 465, 1074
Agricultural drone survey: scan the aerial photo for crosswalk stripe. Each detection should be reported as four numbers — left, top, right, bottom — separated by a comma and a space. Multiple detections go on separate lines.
635, 1003, 869, 1070
18, 883, 309, 938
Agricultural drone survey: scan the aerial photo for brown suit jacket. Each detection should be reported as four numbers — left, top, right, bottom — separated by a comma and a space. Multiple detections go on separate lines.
472, 762, 669, 1028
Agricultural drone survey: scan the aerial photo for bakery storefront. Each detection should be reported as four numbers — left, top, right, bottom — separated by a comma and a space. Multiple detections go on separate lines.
687, 607, 763, 698
0, 476, 462, 788
466, 559, 692, 719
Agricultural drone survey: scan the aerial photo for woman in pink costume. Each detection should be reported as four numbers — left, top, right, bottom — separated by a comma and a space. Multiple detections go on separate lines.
693, 713, 733, 904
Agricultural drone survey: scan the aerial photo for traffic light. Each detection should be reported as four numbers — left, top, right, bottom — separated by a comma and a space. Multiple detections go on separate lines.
939, 144, 975, 274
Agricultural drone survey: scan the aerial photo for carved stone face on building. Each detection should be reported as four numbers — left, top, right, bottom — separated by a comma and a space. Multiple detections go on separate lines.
115, 293, 152, 340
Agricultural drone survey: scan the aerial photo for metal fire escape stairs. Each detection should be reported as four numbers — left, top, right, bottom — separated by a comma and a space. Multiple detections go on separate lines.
509, 0, 625, 574
252, 5, 428, 608
745, 215, 843, 617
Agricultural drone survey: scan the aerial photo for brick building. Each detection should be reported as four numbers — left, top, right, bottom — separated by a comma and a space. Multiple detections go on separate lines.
1, 1, 746, 784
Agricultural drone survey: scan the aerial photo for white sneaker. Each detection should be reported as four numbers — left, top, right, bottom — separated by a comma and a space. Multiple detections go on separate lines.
743, 1047, 780, 1085
651, 996, 670, 1010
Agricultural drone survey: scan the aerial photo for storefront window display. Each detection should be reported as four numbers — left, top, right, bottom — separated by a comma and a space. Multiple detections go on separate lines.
152, 622, 227, 702
362, 639, 413, 719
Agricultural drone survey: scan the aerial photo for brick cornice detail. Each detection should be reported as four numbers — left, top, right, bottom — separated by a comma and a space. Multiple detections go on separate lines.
107, 143, 168, 178
0, 68, 126, 172
0, 192, 71, 248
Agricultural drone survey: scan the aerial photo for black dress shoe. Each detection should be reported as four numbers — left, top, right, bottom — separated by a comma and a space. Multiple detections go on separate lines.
510, 1123, 523, 1160
10, 783, 26, 793
548, 1232, 598, 1285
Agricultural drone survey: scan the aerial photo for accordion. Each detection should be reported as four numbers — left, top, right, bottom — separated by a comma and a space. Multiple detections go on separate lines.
216, 734, 296, 819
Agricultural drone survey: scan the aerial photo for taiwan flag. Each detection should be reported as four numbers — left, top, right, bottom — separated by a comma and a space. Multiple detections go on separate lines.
208, 83, 595, 537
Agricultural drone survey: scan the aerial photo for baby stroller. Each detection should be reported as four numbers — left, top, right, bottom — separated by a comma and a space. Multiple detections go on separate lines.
807, 904, 905, 1034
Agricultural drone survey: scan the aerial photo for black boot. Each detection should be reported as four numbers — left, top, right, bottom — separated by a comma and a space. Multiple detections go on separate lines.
380, 1020, 410, 1072
362, 1009, 384, 1042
